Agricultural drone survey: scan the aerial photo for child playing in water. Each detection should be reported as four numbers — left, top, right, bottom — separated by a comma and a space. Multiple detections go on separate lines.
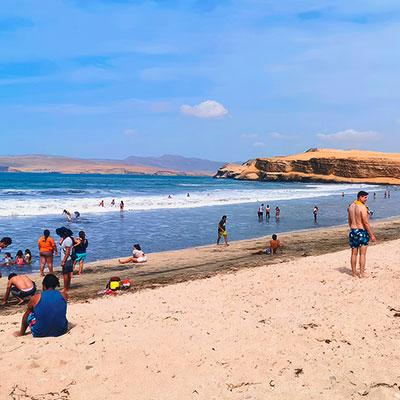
24, 249, 32, 264
0, 252, 14, 266
15, 250, 25, 265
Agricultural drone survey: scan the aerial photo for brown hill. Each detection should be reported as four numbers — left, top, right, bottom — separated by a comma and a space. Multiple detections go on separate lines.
0, 155, 208, 176
214, 148, 400, 185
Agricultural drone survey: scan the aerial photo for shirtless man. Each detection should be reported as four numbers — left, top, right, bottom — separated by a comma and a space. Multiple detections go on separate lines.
1, 273, 36, 305
348, 191, 376, 278
270, 234, 282, 254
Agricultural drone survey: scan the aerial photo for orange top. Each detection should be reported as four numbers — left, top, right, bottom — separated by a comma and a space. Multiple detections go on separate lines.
38, 236, 56, 253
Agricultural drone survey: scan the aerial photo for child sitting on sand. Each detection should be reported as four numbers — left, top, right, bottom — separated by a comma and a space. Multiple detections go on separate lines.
119, 244, 147, 264
269, 234, 282, 255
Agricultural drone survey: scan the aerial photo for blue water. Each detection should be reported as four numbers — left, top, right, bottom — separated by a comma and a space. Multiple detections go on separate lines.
0, 173, 397, 274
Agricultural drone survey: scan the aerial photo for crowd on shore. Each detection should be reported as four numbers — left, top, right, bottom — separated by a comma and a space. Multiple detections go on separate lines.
0, 189, 380, 339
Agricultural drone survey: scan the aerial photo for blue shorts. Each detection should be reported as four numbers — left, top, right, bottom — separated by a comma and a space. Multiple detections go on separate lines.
349, 229, 370, 248
75, 253, 87, 262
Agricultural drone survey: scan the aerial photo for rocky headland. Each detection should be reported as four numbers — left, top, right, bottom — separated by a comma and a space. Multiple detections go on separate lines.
214, 148, 400, 185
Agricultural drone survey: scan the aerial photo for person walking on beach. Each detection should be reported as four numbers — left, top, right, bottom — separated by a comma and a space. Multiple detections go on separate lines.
265, 205, 270, 219
38, 230, 58, 276
257, 203, 264, 220
348, 191, 376, 278
217, 215, 229, 246
72, 231, 88, 275
275, 206, 280, 219
1, 273, 36, 305
56, 227, 74, 292
14, 274, 68, 338
313, 206, 319, 222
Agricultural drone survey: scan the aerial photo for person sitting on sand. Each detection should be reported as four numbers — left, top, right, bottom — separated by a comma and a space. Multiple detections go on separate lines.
1, 273, 36, 305
14, 274, 68, 337
119, 244, 147, 264
270, 234, 283, 255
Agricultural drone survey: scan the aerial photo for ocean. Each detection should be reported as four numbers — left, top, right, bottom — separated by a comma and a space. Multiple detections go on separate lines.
0, 173, 397, 274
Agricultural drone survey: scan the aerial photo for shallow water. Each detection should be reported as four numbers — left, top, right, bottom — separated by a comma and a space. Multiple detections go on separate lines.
0, 173, 397, 274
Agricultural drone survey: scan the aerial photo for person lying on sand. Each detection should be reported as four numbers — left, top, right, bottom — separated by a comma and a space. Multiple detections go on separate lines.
119, 244, 147, 264
1, 273, 36, 305
14, 274, 68, 337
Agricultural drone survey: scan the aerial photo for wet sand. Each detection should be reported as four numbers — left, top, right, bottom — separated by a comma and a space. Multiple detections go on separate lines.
1, 217, 400, 316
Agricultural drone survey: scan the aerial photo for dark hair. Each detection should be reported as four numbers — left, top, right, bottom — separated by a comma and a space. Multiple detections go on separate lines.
8, 273, 17, 280
272, 234, 277, 240
222, 215, 227, 219
1, 237, 12, 246
16, 250, 23, 257
133, 244, 141, 251
358, 190, 369, 198
44, 229, 50, 241
25, 249, 31, 255
79, 231, 86, 240
43, 274, 60, 289
5, 252, 11, 257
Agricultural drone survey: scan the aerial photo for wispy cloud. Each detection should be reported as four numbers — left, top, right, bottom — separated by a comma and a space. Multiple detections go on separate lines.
269, 132, 300, 140
123, 129, 136, 136
180, 100, 228, 118
253, 142, 265, 147
316, 129, 381, 147
240, 133, 258, 139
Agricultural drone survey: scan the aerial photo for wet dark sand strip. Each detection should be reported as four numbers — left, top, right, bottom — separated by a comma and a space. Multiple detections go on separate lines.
1, 217, 400, 316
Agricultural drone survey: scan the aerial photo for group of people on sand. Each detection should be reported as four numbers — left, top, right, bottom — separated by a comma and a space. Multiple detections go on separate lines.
99, 199, 124, 210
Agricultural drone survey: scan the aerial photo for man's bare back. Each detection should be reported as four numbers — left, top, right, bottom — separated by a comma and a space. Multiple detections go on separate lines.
11, 275, 34, 290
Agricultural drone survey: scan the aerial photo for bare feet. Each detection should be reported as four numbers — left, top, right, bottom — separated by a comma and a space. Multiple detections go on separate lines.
17, 298, 24, 305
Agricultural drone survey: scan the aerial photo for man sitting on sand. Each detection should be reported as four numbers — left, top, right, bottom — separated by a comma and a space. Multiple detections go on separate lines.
270, 234, 283, 255
348, 190, 376, 278
1, 273, 36, 305
14, 274, 68, 338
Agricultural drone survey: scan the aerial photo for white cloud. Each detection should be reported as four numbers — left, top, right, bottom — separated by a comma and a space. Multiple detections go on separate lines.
240, 133, 258, 139
180, 100, 228, 118
123, 129, 136, 136
316, 129, 381, 146
269, 132, 300, 140
253, 142, 265, 147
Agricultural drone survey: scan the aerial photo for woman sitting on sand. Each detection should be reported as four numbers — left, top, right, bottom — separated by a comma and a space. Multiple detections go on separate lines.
119, 244, 147, 264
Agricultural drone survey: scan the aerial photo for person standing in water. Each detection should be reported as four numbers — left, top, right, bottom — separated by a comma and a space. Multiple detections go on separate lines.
257, 203, 264, 220
217, 216, 229, 246
120, 200, 124, 211
111, 199, 115, 206
313, 206, 319, 222
62, 210, 71, 222
348, 191, 376, 278
265, 205, 270, 219
275, 206, 280, 219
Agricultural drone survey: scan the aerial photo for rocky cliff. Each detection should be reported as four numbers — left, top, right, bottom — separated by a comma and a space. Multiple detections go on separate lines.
214, 148, 400, 185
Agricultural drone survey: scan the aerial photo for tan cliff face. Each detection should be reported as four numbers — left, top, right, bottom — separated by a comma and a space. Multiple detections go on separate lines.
214, 148, 400, 185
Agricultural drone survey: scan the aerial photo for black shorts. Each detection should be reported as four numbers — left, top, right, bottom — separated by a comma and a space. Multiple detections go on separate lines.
11, 284, 36, 298
62, 260, 73, 274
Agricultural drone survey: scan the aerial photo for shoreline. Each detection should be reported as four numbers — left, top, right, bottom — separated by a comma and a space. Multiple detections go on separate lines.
2, 216, 400, 316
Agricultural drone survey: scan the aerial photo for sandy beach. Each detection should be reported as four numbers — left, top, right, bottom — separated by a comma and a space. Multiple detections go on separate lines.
1, 218, 400, 399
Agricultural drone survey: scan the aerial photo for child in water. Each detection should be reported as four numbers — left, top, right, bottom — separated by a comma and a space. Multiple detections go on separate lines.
24, 249, 32, 264
15, 250, 25, 265
0, 252, 14, 266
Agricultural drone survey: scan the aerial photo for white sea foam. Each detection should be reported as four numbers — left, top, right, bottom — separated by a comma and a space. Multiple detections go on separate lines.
0, 183, 378, 218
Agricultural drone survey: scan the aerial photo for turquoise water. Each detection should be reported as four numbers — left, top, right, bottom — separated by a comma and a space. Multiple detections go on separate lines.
0, 173, 395, 274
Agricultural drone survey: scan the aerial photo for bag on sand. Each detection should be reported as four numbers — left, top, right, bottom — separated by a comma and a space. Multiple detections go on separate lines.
106, 276, 121, 291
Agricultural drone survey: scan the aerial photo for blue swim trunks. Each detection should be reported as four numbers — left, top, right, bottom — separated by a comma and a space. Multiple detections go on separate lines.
349, 229, 370, 248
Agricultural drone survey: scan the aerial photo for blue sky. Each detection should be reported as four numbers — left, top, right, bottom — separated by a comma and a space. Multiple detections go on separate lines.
1, 0, 400, 161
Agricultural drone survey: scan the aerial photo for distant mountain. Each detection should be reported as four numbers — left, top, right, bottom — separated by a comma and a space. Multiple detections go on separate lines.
123, 154, 226, 173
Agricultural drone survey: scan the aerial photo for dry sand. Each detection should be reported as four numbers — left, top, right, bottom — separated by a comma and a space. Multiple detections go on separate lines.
1, 220, 400, 399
